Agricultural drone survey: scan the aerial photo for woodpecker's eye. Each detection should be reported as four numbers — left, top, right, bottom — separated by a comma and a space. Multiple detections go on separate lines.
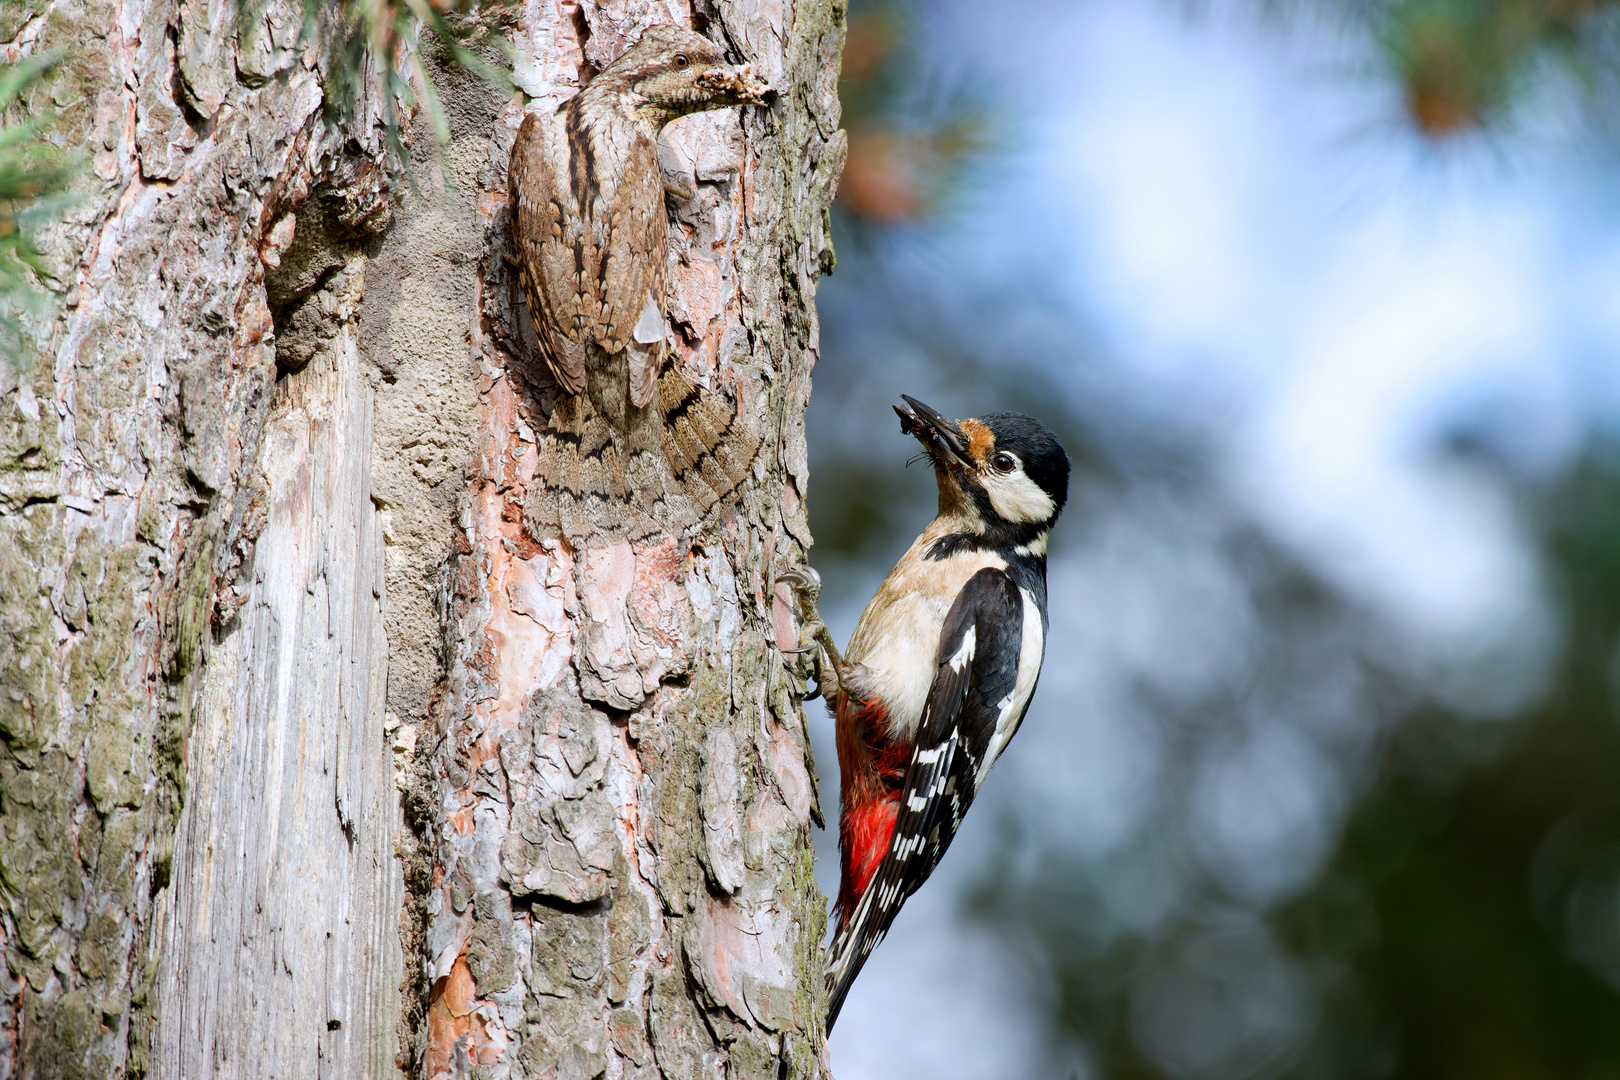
991, 452, 1017, 474
674, 54, 690, 69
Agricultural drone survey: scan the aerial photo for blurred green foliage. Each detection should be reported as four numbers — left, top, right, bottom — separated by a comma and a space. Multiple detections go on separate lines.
835, 0, 992, 226
298, 0, 511, 161
1271, 452, 1620, 1080
1369, 0, 1620, 137
941, 382, 1620, 1080
926, 333, 1620, 1080
0, 54, 71, 364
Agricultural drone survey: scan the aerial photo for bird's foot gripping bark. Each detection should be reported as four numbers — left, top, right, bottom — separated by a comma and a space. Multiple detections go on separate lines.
777, 566, 846, 700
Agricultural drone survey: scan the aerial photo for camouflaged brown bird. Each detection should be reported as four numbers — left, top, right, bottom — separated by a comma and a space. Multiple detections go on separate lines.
510, 24, 772, 546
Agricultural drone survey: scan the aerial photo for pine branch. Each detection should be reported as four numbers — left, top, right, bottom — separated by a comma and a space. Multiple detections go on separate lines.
301, 0, 513, 166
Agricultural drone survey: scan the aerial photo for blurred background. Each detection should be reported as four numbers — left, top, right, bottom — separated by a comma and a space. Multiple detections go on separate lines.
804, 1, 1620, 1078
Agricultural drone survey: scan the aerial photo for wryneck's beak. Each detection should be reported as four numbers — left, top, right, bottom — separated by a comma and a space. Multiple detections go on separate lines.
893, 395, 972, 469
696, 65, 776, 107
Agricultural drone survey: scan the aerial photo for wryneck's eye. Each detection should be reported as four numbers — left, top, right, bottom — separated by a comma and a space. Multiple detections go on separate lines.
990, 452, 1016, 474
674, 54, 690, 69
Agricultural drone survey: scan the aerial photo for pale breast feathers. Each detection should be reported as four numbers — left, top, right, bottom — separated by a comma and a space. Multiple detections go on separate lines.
844, 530, 1009, 744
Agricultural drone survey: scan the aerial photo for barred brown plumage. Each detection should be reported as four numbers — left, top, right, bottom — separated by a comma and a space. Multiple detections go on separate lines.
786, 396, 1071, 1031
508, 24, 773, 545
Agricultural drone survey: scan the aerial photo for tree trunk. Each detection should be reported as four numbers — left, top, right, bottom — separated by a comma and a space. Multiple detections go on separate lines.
0, 0, 845, 1076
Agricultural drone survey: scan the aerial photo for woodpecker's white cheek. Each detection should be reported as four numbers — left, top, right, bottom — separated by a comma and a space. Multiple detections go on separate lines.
983, 471, 1054, 524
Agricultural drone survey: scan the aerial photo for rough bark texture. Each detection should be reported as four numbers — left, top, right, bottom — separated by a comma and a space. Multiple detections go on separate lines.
0, 0, 844, 1077
0, 0, 399, 1075
408, 3, 847, 1076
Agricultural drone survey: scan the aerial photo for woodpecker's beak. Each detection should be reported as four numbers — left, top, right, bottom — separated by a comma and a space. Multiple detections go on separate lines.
894, 395, 972, 469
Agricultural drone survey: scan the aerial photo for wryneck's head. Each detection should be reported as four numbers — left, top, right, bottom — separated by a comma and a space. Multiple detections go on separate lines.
579, 24, 774, 132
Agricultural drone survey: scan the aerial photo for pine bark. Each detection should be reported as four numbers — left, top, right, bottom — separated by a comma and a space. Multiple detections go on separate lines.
0, 1, 845, 1077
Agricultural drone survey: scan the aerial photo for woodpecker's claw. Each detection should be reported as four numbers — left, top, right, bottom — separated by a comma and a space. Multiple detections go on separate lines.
778, 566, 846, 700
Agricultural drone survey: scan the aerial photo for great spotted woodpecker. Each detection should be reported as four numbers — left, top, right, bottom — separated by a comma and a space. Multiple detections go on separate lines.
783, 396, 1070, 1031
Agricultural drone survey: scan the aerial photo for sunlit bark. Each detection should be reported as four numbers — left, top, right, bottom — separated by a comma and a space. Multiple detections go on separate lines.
0, 0, 844, 1076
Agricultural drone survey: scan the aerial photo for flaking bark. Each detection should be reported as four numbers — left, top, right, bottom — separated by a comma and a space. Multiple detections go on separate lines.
413, 3, 846, 1075
0, 0, 845, 1077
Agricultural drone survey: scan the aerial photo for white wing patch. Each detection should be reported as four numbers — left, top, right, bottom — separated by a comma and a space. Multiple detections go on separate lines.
948, 626, 976, 673
973, 586, 1045, 793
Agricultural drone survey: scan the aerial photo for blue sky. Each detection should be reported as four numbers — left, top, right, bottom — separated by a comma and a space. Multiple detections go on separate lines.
940, 0, 1614, 673
811, 1, 1620, 1077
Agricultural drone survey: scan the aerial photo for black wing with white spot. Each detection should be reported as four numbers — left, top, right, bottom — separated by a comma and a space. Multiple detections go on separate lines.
825, 568, 1028, 1030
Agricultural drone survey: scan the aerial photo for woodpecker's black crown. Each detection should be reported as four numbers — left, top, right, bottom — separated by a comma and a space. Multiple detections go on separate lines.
976, 411, 1070, 518
894, 396, 1070, 538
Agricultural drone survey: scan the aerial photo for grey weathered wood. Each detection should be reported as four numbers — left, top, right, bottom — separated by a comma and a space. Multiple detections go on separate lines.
152, 314, 403, 1075
1, 0, 395, 1073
